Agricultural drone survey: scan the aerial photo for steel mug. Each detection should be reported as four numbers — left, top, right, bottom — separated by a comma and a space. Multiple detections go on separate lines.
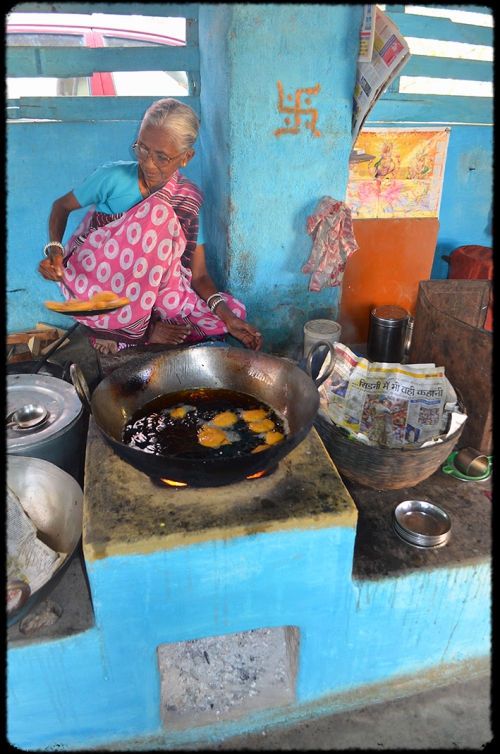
454, 447, 489, 477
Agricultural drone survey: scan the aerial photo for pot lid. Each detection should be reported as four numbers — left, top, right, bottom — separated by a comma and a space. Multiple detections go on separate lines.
371, 305, 410, 325
6, 374, 83, 450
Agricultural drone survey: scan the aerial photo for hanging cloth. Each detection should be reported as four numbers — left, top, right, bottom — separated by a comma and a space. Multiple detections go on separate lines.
302, 197, 358, 292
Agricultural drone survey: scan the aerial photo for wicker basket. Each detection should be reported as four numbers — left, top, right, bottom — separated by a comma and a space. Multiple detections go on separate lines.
315, 411, 465, 490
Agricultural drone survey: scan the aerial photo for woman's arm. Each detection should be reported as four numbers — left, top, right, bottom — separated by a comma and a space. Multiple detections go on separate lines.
188, 243, 219, 302
189, 244, 263, 351
49, 191, 81, 244
38, 191, 82, 280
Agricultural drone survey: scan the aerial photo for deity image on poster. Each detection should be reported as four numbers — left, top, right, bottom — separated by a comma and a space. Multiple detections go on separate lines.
347, 128, 449, 218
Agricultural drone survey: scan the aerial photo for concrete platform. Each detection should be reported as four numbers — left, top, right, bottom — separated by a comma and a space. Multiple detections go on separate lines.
7, 327, 492, 751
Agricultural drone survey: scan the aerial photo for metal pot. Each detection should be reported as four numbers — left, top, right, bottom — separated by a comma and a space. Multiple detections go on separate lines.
7, 456, 83, 626
6, 359, 73, 381
6, 373, 86, 480
90, 343, 334, 487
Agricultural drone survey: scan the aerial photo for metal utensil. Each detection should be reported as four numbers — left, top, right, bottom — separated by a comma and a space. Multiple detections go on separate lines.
69, 363, 92, 413
454, 447, 490, 477
6, 403, 49, 430
56, 274, 77, 298
393, 500, 451, 548
91, 344, 331, 487
7, 456, 83, 626
441, 451, 492, 482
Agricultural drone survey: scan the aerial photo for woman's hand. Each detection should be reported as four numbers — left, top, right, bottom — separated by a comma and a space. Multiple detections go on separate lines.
188, 244, 263, 350
149, 321, 192, 346
226, 316, 263, 351
38, 251, 64, 281
39, 192, 82, 281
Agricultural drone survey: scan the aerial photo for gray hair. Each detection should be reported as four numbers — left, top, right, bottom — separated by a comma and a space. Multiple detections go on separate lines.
141, 98, 200, 151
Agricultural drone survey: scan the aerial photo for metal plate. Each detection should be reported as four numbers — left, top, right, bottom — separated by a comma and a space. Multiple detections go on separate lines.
392, 520, 449, 549
392, 517, 449, 546
394, 500, 451, 539
44, 303, 126, 316
6, 374, 83, 450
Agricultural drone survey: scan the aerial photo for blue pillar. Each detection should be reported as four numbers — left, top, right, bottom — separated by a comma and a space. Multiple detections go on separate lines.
199, 4, 363, 355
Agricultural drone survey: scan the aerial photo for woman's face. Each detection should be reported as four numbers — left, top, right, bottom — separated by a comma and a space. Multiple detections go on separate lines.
135, 124, 195, 192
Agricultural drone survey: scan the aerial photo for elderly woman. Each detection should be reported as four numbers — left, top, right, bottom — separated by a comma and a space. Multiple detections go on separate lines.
38, 98, 262, 354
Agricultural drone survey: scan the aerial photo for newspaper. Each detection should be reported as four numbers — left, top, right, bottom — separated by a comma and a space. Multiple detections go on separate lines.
7, 485, 67, 613
358, 4, 376, 63
352, 6, 411, 145
317, 343, 467, 448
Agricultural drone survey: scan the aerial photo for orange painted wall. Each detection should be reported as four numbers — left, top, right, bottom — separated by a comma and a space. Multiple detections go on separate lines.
339, 218, 439, 344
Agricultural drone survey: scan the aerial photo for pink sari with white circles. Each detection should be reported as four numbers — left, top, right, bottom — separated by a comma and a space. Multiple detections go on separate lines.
59, 175, 246, 345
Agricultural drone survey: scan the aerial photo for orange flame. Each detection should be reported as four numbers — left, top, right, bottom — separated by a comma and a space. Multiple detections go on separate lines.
160, 479, 188, 487
246, 470, 267, 480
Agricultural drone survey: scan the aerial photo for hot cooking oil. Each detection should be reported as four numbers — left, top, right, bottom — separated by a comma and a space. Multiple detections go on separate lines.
121, 388, 287, 459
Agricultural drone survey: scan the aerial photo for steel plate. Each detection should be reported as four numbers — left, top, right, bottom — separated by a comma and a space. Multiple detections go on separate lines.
44, 303, 126, 316
392, 520, 449, 549
392, 518, 449, 546
394, 500, 451, 538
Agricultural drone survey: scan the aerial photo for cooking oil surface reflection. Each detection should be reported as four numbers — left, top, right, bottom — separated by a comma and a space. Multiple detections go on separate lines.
122, 388, 288, 459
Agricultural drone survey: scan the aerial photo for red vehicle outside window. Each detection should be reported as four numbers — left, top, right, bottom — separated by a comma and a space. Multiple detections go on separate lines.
6, 12, 188, 98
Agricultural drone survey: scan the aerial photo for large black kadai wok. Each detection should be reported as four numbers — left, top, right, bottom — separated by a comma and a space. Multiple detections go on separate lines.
91, 344, 334, 487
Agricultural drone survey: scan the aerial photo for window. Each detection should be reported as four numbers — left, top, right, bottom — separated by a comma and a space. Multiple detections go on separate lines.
6, 12, 188, 99
380, 5, 493, 98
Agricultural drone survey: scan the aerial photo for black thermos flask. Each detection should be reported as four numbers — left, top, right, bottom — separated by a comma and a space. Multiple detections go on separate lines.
367, 305, 410, 363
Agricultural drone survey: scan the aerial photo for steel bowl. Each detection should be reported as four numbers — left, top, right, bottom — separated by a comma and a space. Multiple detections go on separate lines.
7, 456, 83, 626
393, 500, 451, 548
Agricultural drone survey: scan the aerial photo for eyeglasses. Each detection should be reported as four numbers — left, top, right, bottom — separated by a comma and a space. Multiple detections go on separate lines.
131, 142, 184, 168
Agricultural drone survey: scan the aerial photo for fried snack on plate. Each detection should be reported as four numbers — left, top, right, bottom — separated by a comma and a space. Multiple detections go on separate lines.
44, 290, 130, 312
91, 291, 121, 302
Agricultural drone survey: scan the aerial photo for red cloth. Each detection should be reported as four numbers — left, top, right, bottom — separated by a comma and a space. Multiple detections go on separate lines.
302, 197, 358, 291
448, 245, 493, 332
448, 245, 492, 281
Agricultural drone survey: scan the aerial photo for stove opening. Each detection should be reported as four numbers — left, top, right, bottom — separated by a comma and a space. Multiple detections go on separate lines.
150, 465, 278, 489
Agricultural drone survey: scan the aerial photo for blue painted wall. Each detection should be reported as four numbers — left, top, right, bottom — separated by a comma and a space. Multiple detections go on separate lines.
368, 5, 493, 283
5, 4, 493, 355
6, 3, 363, 356
6, 121, 201, 335
199, 4, 363, 354
8, 526, 490, 750
429, 125, 493, 280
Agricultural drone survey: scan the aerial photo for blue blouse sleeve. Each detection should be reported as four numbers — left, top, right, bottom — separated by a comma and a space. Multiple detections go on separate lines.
73, 162, 141, 214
